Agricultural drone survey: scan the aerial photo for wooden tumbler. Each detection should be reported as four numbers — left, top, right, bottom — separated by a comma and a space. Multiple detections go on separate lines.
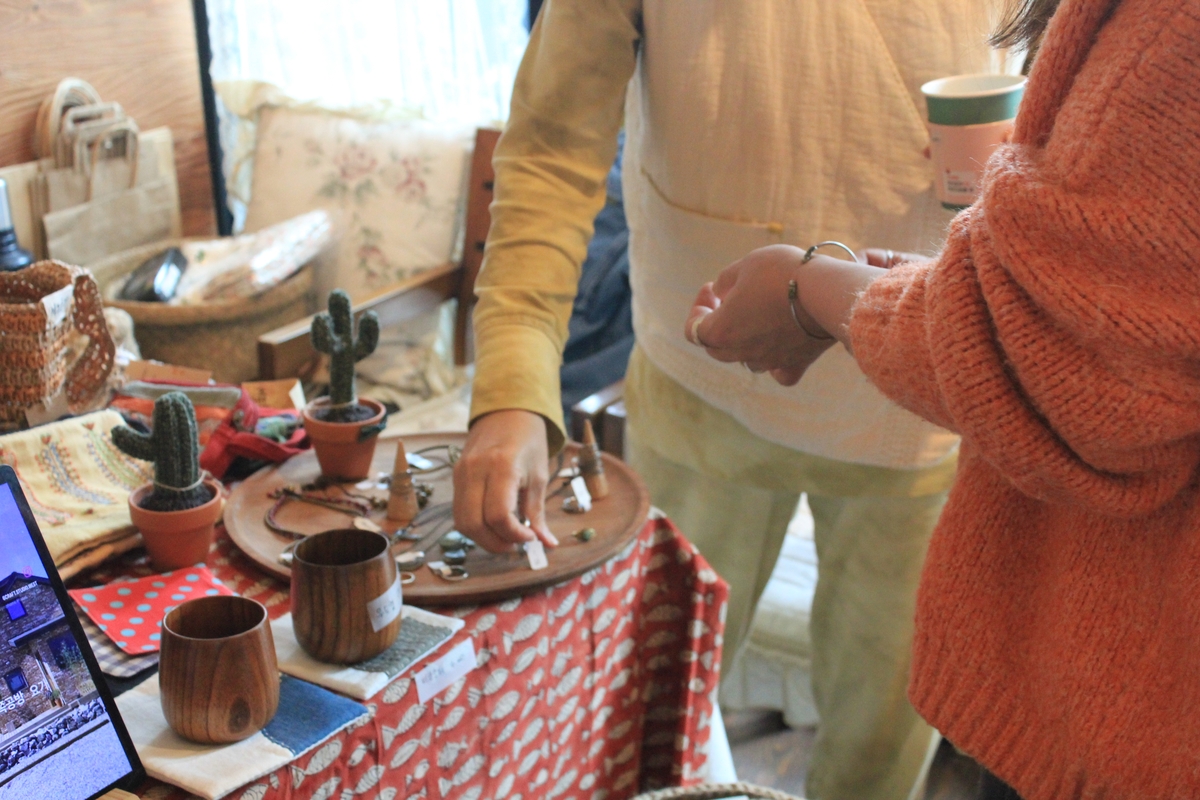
159, 596, 279, 744
291, 528, 403, 664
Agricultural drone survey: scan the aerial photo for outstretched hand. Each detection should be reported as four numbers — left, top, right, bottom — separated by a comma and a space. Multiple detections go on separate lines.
453, 409, 559, 553
684, 245, 837, 386
685, 244, 893, 385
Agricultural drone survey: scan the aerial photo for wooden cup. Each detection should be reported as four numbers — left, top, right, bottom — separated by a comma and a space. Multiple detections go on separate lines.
291, 528, 403, 664
159, 596, 279, 744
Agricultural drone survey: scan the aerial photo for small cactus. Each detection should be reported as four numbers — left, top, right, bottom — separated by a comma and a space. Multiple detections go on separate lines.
112, 392, 212, 512
311, 289, 380, 423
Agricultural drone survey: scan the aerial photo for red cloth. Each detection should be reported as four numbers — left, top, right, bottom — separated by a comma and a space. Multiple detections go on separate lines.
88, 516, 726, 798
111, 380, 308, 479
198, 389, 308, 480
68, 567, 232, 655
848, 0, 1200, 795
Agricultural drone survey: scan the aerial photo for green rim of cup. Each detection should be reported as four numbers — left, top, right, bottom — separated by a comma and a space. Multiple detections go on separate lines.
922, 74, 1026, 126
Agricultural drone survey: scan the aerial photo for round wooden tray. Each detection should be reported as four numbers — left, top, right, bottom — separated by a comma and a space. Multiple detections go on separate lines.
224, 433, 649, 606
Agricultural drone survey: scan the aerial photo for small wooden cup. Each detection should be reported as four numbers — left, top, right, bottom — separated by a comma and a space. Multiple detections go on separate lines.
291, 528, 403, 664
159, 596, 279, 744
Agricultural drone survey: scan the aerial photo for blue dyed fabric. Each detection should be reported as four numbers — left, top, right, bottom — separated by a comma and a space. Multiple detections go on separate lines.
260, 674, 368, 755
560, 137, 634, 422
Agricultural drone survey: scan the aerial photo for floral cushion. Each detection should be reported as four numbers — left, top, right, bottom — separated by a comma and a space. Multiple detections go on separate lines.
243, 107, 473, 300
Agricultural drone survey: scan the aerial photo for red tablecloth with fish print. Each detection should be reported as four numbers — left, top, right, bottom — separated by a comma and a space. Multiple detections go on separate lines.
106, 514, 727, 800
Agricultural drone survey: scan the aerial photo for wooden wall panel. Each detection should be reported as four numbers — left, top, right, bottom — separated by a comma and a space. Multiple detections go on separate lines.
0, 0, 216, 236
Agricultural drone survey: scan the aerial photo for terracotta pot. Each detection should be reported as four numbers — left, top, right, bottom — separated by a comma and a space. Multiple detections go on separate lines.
129, 478, 224, 571
302, 397, 386, 481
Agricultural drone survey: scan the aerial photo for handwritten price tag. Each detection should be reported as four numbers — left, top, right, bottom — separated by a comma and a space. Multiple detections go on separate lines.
415, 638, 476, 703
40, 285, 73, 328
366, 575, 403, 632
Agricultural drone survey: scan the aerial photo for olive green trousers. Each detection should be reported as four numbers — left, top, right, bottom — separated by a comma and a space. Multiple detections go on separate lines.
624, 347, 954, 800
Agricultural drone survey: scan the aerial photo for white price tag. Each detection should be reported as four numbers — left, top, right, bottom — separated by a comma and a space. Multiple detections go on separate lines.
526, 540, 548, 571
415, 638, 476, 703
366, 574, 403, 632
570, 476, 592, 512
407, 453, 435, 470
40, 285, 73, 328
353, 517, 383, 533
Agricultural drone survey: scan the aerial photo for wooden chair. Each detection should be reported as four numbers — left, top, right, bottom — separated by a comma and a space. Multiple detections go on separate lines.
570, 380, 626, 458
256, 128, 500, 380
257, 126, 629, 459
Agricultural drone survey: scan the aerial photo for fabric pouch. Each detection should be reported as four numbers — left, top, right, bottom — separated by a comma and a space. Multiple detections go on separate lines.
0, 410, 151, 570
68, 567, 233, 655
74, 604, 158, 678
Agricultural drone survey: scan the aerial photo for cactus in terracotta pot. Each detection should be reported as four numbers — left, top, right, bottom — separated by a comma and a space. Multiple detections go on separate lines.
112, 392, 212, 512
311, 289, 380, 423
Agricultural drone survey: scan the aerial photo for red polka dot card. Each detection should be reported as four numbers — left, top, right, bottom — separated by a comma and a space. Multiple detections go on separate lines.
68, 567, 233, 655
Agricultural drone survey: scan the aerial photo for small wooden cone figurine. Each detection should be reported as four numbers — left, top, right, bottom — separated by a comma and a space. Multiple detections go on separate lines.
387, 440, 421, 524
578, 419, 609, 500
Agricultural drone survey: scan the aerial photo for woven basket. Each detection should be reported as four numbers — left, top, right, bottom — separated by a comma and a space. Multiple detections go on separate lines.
0, 260, 115, 426
89, 239, 316, 383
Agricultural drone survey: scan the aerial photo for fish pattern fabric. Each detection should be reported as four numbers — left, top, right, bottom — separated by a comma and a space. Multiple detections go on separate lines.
114, 516, 726, 799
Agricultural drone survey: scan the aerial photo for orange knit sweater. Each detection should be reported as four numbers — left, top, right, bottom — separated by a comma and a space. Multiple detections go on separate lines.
848, 0, 1200, 796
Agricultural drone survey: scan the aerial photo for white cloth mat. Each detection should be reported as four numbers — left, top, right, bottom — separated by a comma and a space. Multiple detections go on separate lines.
271, 605, 463, 699
116, 674, 369, 800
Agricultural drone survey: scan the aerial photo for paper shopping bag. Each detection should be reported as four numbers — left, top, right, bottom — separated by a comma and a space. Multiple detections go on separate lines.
43, 124, 161, 213
43, 176, 180, 266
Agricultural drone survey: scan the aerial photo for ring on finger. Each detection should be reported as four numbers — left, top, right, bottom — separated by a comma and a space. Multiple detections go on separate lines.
689, 315, 709, 348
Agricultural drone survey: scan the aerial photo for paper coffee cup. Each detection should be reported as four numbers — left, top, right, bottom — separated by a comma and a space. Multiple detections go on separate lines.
922, 73, 1026, 210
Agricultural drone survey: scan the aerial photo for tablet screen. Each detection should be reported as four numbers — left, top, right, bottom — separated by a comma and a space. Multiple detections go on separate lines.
0, 482, 137, 798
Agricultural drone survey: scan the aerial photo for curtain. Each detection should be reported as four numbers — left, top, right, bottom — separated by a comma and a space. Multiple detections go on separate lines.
202, 0, 527, 228
204, 0, 528, 126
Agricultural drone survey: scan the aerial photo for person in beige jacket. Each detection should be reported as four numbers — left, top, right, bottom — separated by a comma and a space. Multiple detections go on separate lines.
453, 2, 994, 797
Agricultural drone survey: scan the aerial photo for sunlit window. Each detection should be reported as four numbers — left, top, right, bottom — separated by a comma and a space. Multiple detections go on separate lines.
205, 0, 529, 124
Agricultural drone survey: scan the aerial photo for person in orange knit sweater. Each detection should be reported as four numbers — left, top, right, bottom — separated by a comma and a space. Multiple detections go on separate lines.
685, 0, 1200, 797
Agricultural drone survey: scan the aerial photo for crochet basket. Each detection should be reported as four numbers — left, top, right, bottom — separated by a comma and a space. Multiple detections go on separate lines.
89, 238, 315, 384
0, 260, 115, 428
632, 784, 805, 800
